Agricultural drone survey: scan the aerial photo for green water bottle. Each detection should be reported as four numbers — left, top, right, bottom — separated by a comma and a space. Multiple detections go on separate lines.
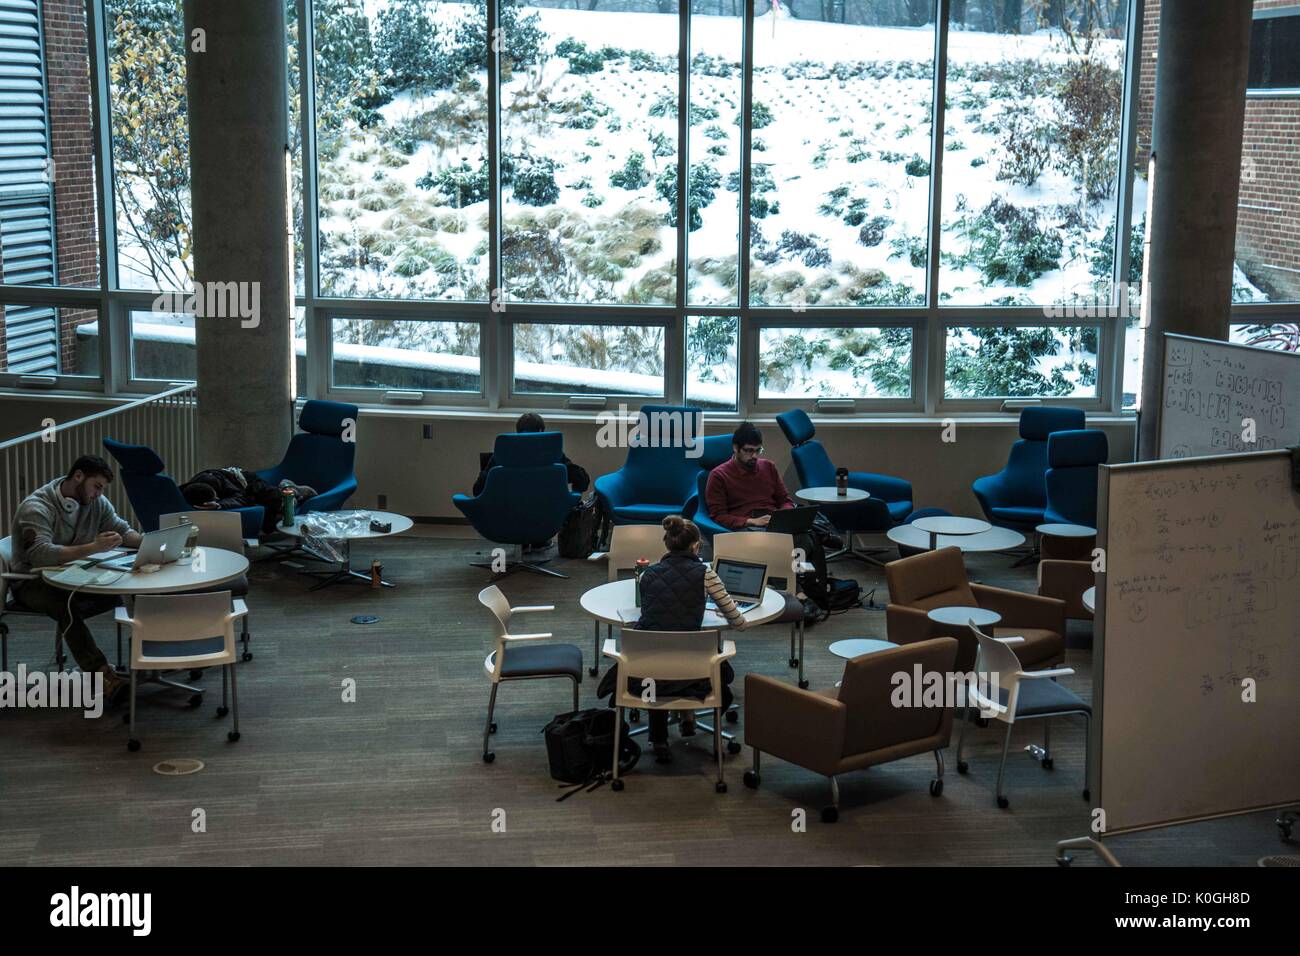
281, 487, 296, 527
633, 558, 649, 607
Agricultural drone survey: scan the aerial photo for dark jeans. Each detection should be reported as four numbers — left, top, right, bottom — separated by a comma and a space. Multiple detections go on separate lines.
601, 662, 736, 745
12, 578, 118, 673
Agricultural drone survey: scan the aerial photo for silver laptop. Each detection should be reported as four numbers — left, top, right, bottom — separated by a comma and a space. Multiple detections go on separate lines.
98, 523, 192, 571
708, 558, 767, 611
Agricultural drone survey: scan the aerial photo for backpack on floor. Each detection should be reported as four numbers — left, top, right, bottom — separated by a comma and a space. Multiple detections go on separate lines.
542, 708, 640, 799
794, 527, 862, 621
557, 496, 602, 559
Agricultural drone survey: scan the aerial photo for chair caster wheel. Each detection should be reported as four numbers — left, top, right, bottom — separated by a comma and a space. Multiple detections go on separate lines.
127, 739, 140, 752
1083, 788, 1091, 801
798, 679, 809, 689
821, 806, 838, 823
957, 760, 969, 774
743, 770, 760, 789
227, 731, 240, 742
1057, 854, 1073, 867
242, 651, 253, 662
611, 778, 624, 791
974, 717, 989, 728
1041, 757, 1053, 769
724, 709, 738, 724
788, 658, 799, 668
188, 694, 203, 708
189, 669, 204, 681
997, 795, 1009, 809
489, 722, 497, 734
482, 751, 495, 763
715, 781, 727, 794
726, 740, 741, 755
216, 706, 229, 718
930, 778, 943, 797
588, 666, 598, 677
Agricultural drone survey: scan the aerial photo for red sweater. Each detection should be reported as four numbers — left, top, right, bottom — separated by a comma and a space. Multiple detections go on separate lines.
705, 457, 794, 530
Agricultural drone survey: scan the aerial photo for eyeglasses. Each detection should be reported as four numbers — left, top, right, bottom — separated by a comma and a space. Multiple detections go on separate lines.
739, 445, 763, 455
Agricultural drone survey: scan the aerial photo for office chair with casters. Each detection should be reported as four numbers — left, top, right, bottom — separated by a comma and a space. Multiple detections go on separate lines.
956, 624, 1091, 809
743, 637, 958, 822
102, 438, 264, 538
593, 405, 705, 529
885, 546, 1066, 674
1042, 429, 1108, 527
254, 400, 359, 515
775, 408, 913, 564
118, 591, 246, 753
970, 406, 1086, 535
159, 511, 254, 662
479, 585, 583, 763
602, 628, 736, 793
595, 524, 667, 677
454, 433, 581, 580
712, 530, 808, 690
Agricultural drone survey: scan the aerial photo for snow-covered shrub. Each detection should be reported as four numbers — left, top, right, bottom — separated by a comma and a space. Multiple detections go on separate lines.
1054, 58, 1122, 202
582, 192, 605, 208
749, 102, 774, 129
905, 156, 930, 177
991, 102, 1053, 188
457, 0, 544, 74
656, 163, 721, 231
706, 144, 728, 157
957, 198, 1064, 287
857, 216, 892, 247
890, 235, 927, 269
556, 39, 607, 75
374, 0, 438, 90
418, 159, 489, 208
970, 156, 987, 168
843, 198, 869, 227
610, 152, 650, 190
513, 157, 561, 207
703, 124, 728, 141
945, 139, 966, 152
776, 231, 830, 269
878, 150, 906, 164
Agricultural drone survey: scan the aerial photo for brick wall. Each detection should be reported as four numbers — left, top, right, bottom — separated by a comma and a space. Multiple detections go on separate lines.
1138, 0, 1300, 302
44, 0, 100, 372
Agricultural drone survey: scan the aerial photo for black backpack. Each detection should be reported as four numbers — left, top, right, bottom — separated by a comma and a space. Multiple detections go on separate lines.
794, 526, 863, 621
542, 708, 640, 799
557, 496, 602, 559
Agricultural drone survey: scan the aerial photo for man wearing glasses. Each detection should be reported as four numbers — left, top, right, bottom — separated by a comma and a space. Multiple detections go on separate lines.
705, 422, 795, 530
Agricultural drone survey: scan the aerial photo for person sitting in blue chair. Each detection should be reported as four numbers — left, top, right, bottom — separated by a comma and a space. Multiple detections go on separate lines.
472, 412, 589, 497
705, 423, 796, 531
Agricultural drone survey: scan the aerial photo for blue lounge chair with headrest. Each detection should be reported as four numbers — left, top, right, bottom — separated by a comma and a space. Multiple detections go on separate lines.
970, 406, 1086, 533
775, 408, 913, 564
453, 431, 581, 579
1043, 429, 1108, 527
103, 438, 263, 539
254, 400, 359, 514
593, 405, 705, 527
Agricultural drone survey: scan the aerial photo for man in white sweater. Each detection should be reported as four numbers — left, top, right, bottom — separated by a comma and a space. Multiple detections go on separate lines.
10, 456, 142, 700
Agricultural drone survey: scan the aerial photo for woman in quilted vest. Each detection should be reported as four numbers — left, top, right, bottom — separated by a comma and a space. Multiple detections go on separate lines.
631, 515, 747, 764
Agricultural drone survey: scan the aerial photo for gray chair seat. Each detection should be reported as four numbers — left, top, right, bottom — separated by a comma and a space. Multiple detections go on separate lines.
776, 592, 805, 624
492, 643, 583, 680
1001, 678, 1090, 718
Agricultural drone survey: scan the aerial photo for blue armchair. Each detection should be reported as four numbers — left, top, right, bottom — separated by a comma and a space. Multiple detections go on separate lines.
255, 400, 358, 514
683, 468, 730, 542
970, 406, 1085, 532
775, 409, 913, 564
453, 432, 581, 579
103, 438, 263, 538
1043, 429, 1108, 527
593, 405, 705, 526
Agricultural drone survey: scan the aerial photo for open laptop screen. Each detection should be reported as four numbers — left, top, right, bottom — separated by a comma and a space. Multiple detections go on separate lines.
713, 558, 766, 601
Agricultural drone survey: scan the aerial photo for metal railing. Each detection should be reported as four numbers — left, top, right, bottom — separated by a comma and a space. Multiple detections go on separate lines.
0, 384, 197, 537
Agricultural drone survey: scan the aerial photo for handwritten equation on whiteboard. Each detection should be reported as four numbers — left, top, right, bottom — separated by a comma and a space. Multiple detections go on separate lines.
1162, 338, 1293, 457
1109, 465, 1298, 694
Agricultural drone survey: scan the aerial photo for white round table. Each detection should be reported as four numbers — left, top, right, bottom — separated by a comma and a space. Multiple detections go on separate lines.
796, 486, 869, 504
42, 548, 249, 596
580, 578, 786, 629
279, 510, 413, 590
927, 606, 1002, 628
1036, 523, 1096, 538
828, 638, 898, 659
1082, 586, 1095, 614
887, 524, 1025, 554
910, 515, 991, 551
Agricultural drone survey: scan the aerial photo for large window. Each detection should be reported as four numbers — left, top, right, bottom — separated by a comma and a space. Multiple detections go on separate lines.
944, 324, 1099, 399
331, 317, 481, 391
511, 321, 665, 398
759, 326, 912, 400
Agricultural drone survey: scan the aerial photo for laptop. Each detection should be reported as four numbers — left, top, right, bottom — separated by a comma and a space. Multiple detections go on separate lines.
766, 505, 818, 535
98, 523, 193, 571
708, 557, 767, 612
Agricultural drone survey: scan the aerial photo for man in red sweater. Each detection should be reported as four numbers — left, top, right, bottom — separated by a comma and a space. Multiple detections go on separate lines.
705, 422, 795, 530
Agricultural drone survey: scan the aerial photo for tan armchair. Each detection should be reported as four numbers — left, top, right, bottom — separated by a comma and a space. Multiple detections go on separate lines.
1037, 533, 1095, 620
884, 547, 1065, 673
742, 637, 958, 822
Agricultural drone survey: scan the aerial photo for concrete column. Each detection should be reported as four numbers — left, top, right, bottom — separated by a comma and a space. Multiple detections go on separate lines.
184, 0, 292, 468
1138, 0, 1254, 459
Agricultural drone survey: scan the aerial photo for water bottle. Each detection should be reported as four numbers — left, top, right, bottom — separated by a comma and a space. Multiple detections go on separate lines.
634, 558, 649, 606
836, 467, 848, 497
281, 487, 296, 527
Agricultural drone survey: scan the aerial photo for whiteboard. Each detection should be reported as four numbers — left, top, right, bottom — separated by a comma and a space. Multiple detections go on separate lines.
1159, 333, 1299, 459
1094, 450, 1300, 835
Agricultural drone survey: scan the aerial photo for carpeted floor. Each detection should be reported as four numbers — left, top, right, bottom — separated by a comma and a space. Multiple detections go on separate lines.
0, 532, 1282, 866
